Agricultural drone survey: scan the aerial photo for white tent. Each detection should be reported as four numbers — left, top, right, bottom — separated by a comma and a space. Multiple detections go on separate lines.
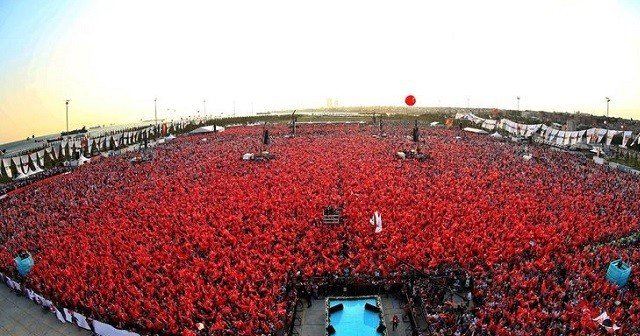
165, 134, 177, 142
78, 155, 91, 165
69, 155, 91, 167
189, 126, 225, 134
462, 127, 488, 134
489, 132, 503, 138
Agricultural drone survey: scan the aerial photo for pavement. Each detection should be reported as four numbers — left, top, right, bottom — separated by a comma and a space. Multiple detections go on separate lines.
0, 283, 90, 336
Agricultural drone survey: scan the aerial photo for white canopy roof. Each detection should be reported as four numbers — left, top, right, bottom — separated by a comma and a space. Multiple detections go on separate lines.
189, 126, 225, 134
463, 127, 489, 134
489, 132, 503, 138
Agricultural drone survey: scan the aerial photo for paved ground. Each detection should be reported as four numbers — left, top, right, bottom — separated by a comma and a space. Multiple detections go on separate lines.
0, 284, 90, 336
294, 295, 413, 336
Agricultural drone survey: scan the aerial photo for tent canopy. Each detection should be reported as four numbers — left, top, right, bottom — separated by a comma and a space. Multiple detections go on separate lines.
189, 126, 225, 134
463, 127, 489, 134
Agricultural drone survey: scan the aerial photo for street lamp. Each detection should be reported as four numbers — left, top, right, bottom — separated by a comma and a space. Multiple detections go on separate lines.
154, 98, 158, 125
605, 97, 610, 118
65, 99, 70, 132
154, 98, 158, 139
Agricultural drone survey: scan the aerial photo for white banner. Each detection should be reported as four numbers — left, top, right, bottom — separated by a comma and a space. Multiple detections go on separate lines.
20, 155, 30, 172
29, 152, 38, 166
621, 131, 633, 147
597, 129, 607, 143
586, 128, 596, 144
578, 130, 586, 143
93, 320, 141, 336
64, 308, 73, 322
540, 124, 549, 136
36, 150, 44, 167
45, 147, 54, 161
606, 130, 620, 146
12, 157, 23, 174
481, 119, 497, 131
73, 312, 92, 330
563, 131, 571, 145
556, 131, 565, 145
2, 158, 12, 178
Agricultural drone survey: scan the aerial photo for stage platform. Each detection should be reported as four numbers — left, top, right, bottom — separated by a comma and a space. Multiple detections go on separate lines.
294, 296, 411, 336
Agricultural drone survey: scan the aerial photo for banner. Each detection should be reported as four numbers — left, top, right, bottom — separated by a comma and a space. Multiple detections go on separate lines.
586, 128, 596, 144
73, 312, 92, 330
481, 119, 497, 131
597, 129, 607, 143
606, 130, 620, 146
29, 153, 38, 167
621, 131, 633, 147
556, 131, 565, 145
578, 130, 586, 143
12, 157, 23, 175
93, 320, 141, 336
45, 147, 54, 161
54, 144, 61, 160
37, 150, 45, 167
2, 158, 12, 178
525, 124, 541, 137
540, 124, 549, 136
20, 155, 29, 172
113, 134, 122, 147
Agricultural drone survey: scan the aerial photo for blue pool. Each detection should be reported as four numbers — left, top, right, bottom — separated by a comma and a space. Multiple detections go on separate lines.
328, 297, 383, 336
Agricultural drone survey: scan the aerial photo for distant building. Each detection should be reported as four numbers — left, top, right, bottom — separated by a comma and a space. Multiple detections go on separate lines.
326, 98, 339, 108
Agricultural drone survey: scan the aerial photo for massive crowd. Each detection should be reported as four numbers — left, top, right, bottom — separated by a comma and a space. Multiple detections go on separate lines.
0, 124, 639, 335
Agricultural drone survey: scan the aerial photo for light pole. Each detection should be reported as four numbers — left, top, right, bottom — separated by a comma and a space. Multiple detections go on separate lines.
233, 100, 236, 117
203, 100, 206, 117
65, 100, 70, 132
154, 98, 158, 138
605, 97, 610, 118
517, 96, 520, 111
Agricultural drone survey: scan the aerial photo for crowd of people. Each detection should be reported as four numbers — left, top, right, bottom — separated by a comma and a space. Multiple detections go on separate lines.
0, 123, 638, 335
0, 166, 72, 196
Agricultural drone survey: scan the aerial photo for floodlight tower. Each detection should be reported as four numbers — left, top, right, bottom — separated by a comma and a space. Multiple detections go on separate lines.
65, 99, 70, 132
517, 96, 520, 111
154, 98, 158, 139
605, 97, 610, 118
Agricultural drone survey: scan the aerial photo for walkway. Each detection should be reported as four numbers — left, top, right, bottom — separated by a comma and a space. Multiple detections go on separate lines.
0, 283, 90, 336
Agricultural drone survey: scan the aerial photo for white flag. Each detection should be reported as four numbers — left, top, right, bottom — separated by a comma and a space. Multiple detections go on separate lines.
592, 311, 621, 332
369, 211, 383, 233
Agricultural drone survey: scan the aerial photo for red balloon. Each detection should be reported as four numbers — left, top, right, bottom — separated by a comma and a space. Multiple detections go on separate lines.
405, 95, 416, 106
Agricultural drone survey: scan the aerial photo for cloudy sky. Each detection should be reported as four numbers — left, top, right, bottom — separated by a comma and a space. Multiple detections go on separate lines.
0, 0, 639, 143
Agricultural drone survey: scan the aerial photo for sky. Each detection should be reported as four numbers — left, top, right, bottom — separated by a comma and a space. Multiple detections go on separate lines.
0, 0, 639, 143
